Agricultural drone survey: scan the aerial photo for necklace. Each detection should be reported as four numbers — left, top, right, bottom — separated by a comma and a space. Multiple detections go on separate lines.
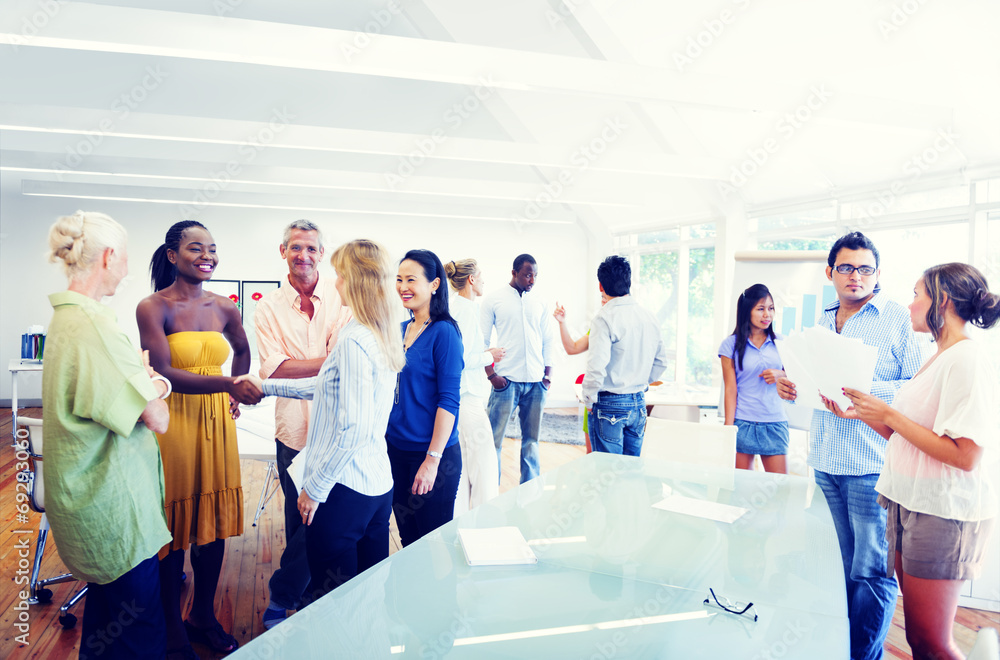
403, 317, 430, 353
396, 317, 430, 404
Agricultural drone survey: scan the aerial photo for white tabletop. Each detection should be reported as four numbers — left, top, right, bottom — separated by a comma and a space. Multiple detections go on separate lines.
233, 453, 849, 658
9, 359, 44, 373
235, 398, 277, 462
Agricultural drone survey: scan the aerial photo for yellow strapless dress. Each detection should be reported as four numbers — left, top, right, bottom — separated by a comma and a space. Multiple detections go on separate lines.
157, 331, 243, 555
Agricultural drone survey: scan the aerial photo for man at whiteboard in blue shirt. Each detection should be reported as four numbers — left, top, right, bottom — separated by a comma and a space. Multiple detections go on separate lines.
778, 232, 922, 660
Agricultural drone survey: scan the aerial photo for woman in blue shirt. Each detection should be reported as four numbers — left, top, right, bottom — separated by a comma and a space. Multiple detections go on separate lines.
388, 249, 464, 546
719, 283, 789, 473
239, 239, 406, 601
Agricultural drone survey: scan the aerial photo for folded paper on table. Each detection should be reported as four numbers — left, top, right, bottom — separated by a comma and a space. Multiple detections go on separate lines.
776, 326, 878, 411
653, 491, 748, 524
458, 527, 538, 566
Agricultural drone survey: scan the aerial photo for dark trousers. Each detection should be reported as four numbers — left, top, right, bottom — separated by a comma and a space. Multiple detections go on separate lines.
80, 555, 165, 660
267, 439, 310, 610
303, 483, 392, 604
388, 442, 462, 547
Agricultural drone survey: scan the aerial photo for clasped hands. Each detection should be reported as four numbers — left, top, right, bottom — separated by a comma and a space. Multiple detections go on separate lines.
230, 373, 265, 414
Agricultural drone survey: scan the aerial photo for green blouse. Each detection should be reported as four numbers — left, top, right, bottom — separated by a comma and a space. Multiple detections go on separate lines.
41, 291, 172, 584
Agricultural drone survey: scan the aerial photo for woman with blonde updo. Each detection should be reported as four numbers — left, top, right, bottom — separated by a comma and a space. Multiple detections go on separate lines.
445, 258, 504, 514
43, 211, 172, 659
824, 263, 1000, 659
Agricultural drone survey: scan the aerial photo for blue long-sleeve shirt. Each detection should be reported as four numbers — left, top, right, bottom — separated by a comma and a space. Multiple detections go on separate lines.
386, 319, 464, 452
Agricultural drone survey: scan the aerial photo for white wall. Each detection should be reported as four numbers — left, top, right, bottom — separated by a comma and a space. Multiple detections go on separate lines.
0, 192, 592, 407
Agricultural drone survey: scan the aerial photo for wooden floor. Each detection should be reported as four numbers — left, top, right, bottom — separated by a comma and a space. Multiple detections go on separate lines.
2, 407, 997, 659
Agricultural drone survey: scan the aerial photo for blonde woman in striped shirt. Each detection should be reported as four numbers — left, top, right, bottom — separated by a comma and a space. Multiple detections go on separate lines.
238, 239, 404, 603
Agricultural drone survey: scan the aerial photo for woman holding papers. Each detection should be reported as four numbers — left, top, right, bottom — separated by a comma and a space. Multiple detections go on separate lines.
719, 283, 789, 473
823, 263, 1000, 660
238, 239, 405, 601
388, 249, 464, 546
445, 258, 504, 514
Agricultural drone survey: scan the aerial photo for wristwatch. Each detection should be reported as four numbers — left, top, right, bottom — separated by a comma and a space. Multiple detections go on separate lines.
427, 450, 443, 459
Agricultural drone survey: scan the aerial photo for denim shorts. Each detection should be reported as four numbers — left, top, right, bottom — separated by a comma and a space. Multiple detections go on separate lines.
734, 419, 789, 456
881, 494, 995, 580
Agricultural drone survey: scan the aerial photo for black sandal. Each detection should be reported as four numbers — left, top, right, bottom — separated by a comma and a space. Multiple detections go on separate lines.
184, 620, 239, 654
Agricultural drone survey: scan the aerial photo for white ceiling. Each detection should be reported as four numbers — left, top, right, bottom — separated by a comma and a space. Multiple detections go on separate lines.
2, 0, 999, 233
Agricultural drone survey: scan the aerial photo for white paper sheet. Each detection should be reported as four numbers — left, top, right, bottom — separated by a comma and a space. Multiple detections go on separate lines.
288, 451, 305, 495
458, 527, 538, 566
653, 487, 748, 524
775, 326, 878, 411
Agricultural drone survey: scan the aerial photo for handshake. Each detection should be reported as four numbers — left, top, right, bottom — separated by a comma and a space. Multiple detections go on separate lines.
230, 373, 265, 406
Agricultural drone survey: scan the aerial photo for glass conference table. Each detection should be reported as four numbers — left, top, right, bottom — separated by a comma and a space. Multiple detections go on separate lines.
234, 453, 848, 658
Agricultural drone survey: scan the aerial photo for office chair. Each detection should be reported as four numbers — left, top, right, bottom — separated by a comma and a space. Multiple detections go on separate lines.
18, 416, 88, 629
641, 417, 737, 469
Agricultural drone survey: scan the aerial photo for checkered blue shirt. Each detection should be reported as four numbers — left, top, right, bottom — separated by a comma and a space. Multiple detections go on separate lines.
808, 292, 925, 476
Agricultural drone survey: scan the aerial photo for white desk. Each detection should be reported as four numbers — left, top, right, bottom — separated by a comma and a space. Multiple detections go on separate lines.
234, 398, 279, 526
233, 453, 849, 658
9, 359, 44, 441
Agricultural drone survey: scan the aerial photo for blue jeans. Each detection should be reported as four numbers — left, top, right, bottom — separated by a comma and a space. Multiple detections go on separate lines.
814, 470, 898, 660
588, 391, 647, 456
486, 379, 547, 483
267, 440, 310, 610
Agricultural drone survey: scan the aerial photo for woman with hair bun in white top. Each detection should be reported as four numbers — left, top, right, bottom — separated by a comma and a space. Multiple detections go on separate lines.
444, 258, 505, 514
823, 262, 1000, 660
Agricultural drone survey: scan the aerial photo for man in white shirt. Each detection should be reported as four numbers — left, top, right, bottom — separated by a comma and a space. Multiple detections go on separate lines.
255, 220, 349, 628
582, 256, 668, 455
481, 254, 554, 484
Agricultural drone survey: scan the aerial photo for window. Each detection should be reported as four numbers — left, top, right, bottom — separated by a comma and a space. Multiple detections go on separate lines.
863, 222, 970, 304
636, 252, 678, 382
617, 225, 716, 387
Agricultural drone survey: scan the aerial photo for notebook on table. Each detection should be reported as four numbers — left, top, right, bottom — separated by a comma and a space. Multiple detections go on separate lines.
458, 527, 538, 566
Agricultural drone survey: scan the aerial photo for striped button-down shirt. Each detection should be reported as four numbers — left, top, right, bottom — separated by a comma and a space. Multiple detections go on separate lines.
254, 274, 351, 451
808, 292, 925, 475
262, 320, 394, 501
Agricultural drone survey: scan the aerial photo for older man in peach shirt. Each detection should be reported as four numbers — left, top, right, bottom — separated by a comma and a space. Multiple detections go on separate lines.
256, 219, 350, 628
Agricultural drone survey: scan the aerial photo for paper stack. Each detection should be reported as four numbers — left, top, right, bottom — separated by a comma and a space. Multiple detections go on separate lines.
775, 326, 878, 411
458, 527, 538, 566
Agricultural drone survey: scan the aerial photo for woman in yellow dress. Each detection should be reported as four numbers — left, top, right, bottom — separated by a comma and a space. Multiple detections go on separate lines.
137, 220, 260, 659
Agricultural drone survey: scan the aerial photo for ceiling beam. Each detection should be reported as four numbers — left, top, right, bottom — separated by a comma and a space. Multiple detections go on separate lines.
0, 3, 954, 131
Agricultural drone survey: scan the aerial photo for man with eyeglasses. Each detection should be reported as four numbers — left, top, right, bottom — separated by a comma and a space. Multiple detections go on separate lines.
777, 231, 922, 660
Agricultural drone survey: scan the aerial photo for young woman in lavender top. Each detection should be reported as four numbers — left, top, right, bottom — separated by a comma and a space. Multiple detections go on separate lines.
719, 283, 789, 473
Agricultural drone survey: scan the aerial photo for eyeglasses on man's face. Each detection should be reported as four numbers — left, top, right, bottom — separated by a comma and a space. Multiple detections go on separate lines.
833, 264, 876, 276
